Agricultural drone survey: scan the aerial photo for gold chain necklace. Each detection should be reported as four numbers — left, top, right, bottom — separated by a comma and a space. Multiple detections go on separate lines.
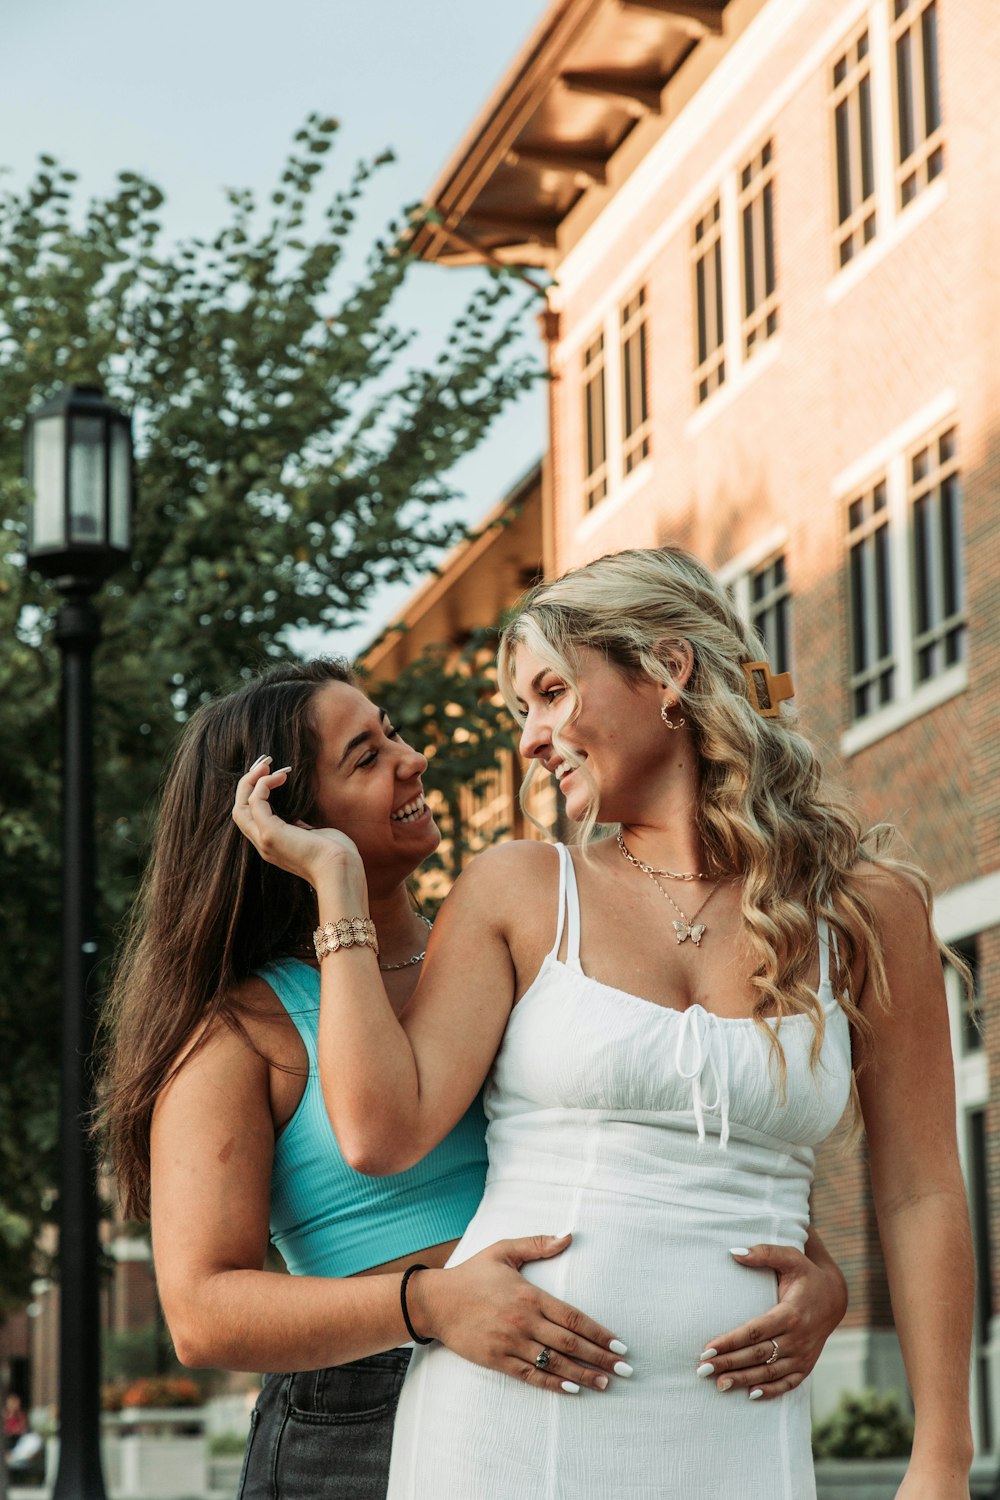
615, 831, 710, 881
616, 835, 720, 946
379, 914, 433, 972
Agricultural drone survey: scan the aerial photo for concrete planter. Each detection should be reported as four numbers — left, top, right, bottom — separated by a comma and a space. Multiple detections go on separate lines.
44, 1408, 207, 1498
113, 1407, 207, 1498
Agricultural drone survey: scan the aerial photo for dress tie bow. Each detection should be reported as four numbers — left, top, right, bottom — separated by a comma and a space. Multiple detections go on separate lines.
674, 1006, 731, 1149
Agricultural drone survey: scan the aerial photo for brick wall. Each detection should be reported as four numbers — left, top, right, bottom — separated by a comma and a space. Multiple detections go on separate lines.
545, 0, 1000, 1404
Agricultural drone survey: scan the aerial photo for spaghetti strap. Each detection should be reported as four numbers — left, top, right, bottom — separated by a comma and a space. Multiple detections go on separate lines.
546, 843, 569, 961
562, 846, 582, 969
817, 916, 838, 991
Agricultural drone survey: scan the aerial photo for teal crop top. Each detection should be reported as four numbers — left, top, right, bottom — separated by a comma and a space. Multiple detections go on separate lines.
260, 958, 488, 1278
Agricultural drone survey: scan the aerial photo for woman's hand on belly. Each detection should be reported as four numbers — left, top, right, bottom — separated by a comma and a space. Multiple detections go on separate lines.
406, 1234, 631, 1396
695, 1242, 848, 1401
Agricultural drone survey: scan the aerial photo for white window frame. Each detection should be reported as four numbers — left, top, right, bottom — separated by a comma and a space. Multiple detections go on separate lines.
576, 288, 653, 526
826, 0, 948, 303
937, 878, 997, 1459
837, 394, 966, 756
716, 529, 792, 669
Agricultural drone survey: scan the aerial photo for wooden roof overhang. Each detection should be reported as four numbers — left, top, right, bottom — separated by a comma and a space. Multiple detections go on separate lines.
412, 0, 729, 270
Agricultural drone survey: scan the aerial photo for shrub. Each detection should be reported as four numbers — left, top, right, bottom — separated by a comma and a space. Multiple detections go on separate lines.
121, 1376, 204, 1409
812, 1389, 913, 1459
209, 1431, 250, 1457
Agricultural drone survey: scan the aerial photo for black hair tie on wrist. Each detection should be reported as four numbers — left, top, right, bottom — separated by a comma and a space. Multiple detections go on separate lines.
400, 1263, 434, 1345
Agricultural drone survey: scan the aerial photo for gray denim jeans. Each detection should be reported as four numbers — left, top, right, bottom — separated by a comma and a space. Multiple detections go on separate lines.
237, 1349, 412, 1500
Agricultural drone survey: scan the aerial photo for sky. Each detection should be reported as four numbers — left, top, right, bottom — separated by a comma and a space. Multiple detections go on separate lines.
0, 0, 549, 656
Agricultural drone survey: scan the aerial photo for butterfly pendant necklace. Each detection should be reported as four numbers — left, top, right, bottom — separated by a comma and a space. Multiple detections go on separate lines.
617, 832, 721, 946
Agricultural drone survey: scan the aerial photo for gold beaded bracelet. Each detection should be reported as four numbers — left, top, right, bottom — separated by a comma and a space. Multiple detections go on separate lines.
313, 917, 379, 962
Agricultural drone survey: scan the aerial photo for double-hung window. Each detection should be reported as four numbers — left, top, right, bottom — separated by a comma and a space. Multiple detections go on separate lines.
846, 479, 894, 720
621, 289, 651, 474
910, 424, 964, 682
581, 333, 608, 512
842, 411, 966, 741
749, 554, 791, 674
692, 198, 725, 404
831, 26, 876, 268
721, 545, 793, 679
739, 141, 778, 358
891, 0, 944, 207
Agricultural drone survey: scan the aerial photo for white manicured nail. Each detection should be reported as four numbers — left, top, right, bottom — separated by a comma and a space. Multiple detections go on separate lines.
729, 1247, 750, 1257
273, 765, 292, 775
700, 1348, 718, 1359
613, 1361, 634, 1378
561, 1381, 580, 1394
696, 1363, 714, 1378
748, 1388, 764, 1401
609, 1339, 629, 1355
249, 754, 271, 769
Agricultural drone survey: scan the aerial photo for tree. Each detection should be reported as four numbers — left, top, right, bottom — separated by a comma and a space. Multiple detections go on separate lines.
360, 627, 523, 893
0, 114, 538, 1310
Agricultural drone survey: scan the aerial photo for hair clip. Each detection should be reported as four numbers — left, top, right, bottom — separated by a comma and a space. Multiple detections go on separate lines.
742, 660, 795, 718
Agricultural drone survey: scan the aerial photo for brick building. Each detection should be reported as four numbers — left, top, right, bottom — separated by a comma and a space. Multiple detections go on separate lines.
404, 0, 1000, 1454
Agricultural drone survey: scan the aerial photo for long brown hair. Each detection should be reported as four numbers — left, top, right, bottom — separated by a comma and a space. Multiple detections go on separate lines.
97, 658, 354, 1220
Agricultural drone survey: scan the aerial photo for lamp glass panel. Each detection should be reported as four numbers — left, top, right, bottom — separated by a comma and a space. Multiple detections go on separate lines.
109, 421, 132, 551
69, 415, 106, 543
29, 415, 66, 550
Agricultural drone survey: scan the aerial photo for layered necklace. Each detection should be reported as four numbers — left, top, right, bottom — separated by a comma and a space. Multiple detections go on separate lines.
616, 831, 720, 948
379, 913, 433, 972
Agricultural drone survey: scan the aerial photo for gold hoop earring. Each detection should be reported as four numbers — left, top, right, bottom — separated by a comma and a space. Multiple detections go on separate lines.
660, 703, 685, 730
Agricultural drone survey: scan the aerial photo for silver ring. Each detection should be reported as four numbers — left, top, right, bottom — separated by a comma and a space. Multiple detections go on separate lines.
765, 1338, 779, 1366
534, 1346, 552, 1370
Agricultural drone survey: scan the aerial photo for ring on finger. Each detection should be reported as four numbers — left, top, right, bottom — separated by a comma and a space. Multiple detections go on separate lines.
764, 1338, 779, 1366
534, 1346, 552, 1370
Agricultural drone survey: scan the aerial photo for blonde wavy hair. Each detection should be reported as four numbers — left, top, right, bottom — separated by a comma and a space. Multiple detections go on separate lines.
497, 546, 950, 1088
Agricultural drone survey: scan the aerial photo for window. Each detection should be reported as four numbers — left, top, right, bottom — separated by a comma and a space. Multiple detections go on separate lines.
892, 0, 944, 207
581, 333, 607, 511
950, 937, 982, 1055
692, 198, 725, 404
846, 478, 895, 720
739, 141, 778, 357
831, 27, 876, 267
944, 938, 992, 1451
749, 554, 791, 673
909, 424, 964, 683
719, 542, 792, 674
620, 288, 650, 474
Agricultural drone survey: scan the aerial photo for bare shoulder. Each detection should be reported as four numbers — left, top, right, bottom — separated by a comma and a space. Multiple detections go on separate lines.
846, 859, 933, 942
161, 974, 286, 1099
446, 840, 560, 909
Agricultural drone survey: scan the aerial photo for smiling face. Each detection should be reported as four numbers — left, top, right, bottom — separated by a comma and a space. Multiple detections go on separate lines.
307, 680, 440, 881
512, 643, 676, 827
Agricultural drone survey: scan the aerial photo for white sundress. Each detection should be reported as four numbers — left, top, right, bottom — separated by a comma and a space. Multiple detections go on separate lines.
387, 843, 853, 1499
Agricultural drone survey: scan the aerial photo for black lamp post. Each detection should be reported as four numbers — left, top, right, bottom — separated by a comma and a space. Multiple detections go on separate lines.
24, 385, 133, 1500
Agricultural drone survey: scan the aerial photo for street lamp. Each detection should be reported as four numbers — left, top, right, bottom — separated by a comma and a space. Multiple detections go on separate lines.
24, 385, 133, 1500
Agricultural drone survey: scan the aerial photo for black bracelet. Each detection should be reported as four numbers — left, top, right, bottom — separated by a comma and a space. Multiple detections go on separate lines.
400, 1263, 434, 1345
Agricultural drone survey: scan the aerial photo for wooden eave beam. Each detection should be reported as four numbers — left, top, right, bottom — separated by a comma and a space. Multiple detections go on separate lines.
507, 144, 609, 185
462, 213, 560, 248
560, 69, 664, 114
618, 0, 725, 34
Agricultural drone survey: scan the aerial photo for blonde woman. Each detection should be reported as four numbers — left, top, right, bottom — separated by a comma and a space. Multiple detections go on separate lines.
235, 548, 973, 1500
